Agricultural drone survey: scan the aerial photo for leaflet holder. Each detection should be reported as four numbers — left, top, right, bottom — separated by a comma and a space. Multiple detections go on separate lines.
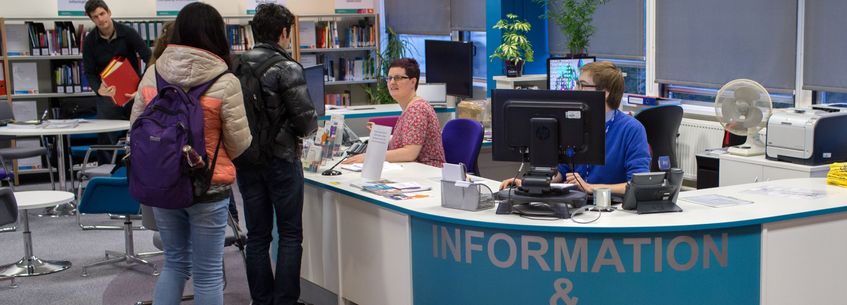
622, 168, 684, 214
441, 180, 494, 211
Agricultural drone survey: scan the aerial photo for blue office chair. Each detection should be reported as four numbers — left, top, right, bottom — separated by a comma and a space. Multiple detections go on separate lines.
75, 144, 134, 230
0, 187, 19, 287
77, 177, 158, 277
442, 118, 484, 175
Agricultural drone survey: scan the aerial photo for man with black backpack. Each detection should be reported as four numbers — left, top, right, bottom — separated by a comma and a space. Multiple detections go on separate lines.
232, 3, 318, 305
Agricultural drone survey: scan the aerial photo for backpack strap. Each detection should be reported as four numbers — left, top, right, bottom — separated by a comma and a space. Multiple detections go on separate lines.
207, 129, 223, 183
187, 72, 230, 101
252, 54, 287, 79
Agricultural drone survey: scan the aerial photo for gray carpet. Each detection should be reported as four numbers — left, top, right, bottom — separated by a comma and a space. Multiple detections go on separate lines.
0, 181, 252, 305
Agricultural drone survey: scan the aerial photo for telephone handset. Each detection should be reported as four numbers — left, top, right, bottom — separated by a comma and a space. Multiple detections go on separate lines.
347, 140, 368, 155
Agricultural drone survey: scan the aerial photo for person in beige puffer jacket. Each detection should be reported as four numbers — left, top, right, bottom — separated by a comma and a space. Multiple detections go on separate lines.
128, 3, 250, 305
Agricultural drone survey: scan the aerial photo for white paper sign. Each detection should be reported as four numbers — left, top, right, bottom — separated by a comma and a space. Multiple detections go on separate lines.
335, 0, 374, 13
245, 0, 286, 14
157, 0, 197, 16
361, 124, 391, 181
58, 0, 86, 16
12, 101, 38, 121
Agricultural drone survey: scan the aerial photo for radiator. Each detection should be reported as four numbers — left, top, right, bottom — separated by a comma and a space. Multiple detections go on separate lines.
675, 118, 725, 181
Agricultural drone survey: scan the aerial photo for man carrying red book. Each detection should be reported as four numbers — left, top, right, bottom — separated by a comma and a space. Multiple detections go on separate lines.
82, 0, 150, 163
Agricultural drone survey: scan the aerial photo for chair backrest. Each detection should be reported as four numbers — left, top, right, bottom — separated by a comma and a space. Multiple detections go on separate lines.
368, 116, 400, 131
77, 177, 140, 215
635, 105, 684, 172
0, 102, 14, 122
0, 188, 18, 227
442, 118, 484, 174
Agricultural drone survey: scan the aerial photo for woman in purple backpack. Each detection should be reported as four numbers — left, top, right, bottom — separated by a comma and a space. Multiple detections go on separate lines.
129, 3, 250, 305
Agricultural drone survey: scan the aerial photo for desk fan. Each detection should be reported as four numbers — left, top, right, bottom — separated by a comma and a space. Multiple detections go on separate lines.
714, 79, 773, 156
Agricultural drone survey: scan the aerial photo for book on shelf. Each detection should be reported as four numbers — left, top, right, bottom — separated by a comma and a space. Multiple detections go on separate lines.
226, 23, 255, 52
13, 138, 44, 170
12, 62, 39, 94
325, 56, 375, 82
5, 24, 31, 56
117, 21, 165, 48
100, 58, 140, 106
299, 21, 317, 49
325, 92, 352, 107
0, 65, 6, 97
53, 61, 88, 94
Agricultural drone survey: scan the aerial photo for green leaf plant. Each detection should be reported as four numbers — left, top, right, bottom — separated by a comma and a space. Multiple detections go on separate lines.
489, 14, 534, 64
363, 26, 416, 104
535, 0, 606, 57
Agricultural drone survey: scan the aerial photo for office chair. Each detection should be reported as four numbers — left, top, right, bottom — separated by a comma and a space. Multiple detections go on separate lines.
442, 118, 484, 175
0, 187, 19, 287
0, 101, 56, 192
368, 116, 400, 132
75, 144, 138, 231
635, 105, 684, 171
78, 177, 158, 277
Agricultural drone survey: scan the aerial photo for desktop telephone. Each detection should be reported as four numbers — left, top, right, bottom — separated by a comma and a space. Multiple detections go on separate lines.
622, 169, 684, 214
347, 140, 368, 155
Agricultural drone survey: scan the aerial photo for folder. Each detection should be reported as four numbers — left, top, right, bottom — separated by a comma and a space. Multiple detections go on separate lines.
100, 58, 140, 107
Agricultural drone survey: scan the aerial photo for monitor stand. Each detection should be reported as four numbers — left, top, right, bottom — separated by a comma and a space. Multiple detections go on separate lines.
495, 189, 587, 219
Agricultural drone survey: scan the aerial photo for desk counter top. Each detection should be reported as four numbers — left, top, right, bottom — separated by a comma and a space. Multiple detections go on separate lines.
304, 162, 847, 233
320, 104, 455, 121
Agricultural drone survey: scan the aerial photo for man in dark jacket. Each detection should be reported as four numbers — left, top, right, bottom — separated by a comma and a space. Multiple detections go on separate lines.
82, 0, 150, 163
236, 3, 318, 305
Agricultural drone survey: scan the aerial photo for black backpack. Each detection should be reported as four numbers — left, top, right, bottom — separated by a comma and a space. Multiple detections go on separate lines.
232, 54, 285, 166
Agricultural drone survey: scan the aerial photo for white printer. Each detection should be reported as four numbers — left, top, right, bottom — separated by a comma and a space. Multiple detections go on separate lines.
766, 108, 847, 165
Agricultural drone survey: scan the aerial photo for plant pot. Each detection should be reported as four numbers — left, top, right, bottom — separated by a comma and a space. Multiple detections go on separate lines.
504, 60, 525, 77
565, 53, 589, 59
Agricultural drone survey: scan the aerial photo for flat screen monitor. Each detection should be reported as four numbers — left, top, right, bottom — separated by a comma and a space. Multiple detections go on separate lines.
547, 57, 596, 91
424, 40, 473, 97
491, 89, 605, 167
303, 64, 325, 117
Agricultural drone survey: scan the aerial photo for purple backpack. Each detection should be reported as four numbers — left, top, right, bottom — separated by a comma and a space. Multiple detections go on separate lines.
128, 71, 225, 209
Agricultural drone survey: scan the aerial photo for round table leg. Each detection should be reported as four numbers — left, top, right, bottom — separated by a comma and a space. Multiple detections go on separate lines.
0, 209, 71, 277
37, 135, 76, 217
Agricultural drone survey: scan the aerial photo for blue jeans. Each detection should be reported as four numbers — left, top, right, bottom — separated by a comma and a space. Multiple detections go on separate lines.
153, 198, 229, 305
237, 159, 304, 305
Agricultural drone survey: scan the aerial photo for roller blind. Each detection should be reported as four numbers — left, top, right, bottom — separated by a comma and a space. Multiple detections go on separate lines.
385, 0, 451, 35
803, 0, 847, 93
548, 0, 645, 60
451, 0, 485, 31
655, 0, 797, 91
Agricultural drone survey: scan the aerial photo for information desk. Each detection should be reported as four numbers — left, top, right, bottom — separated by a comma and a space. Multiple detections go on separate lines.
302, 162, 847, 305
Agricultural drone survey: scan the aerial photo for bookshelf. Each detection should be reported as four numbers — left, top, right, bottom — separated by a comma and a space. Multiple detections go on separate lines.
294, 13, 380, 106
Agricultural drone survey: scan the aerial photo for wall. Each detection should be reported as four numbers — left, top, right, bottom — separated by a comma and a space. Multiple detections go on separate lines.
0, 0, 339, 17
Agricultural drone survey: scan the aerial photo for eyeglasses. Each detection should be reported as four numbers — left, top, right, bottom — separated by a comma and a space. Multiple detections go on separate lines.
385, 75, 411, 82
576, 81, 598, 90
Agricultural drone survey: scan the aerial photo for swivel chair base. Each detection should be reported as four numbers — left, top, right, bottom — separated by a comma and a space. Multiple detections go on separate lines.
81, 218, 159, 277
0, 275, 17, 288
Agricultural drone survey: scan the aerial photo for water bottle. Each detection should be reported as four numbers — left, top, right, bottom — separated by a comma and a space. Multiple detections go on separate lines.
182, 145, 205, 169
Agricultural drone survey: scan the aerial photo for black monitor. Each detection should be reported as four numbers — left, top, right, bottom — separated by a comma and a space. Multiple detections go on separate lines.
303, 64, 325, 117
424, 40, 473, 97
491, 89, 606, 168
547, 56, 596, 91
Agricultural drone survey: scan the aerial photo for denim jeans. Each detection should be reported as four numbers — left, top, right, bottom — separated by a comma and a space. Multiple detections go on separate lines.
153, 198, 229, 305
237, 159, 304, 305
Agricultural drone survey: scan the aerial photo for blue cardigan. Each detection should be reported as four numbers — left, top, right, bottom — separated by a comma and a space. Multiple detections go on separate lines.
558, 110, 651, 184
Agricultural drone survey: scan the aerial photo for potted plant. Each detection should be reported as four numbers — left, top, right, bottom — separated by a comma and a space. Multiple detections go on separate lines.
364, 26, 415, 104
537, 0, 606, 57
489, 13, 534, 77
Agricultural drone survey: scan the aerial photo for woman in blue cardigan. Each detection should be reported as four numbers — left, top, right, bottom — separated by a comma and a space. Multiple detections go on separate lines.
501, 61, 651, 195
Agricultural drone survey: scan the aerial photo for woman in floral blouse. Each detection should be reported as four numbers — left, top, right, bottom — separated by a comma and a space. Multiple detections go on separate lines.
343, 58, 445, 167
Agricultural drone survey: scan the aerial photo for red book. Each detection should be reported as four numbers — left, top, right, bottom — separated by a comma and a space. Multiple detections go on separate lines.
100, 58, 140, 107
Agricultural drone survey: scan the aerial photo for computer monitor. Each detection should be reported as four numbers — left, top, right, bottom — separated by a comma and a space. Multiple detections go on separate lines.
547, 57, 596, 91
491, 89, 606, 168
424, 40, 473, 97
303, 64, 325, 117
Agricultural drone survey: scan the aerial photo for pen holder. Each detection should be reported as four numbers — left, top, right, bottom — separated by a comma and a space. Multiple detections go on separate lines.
440, 180, 494, 211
